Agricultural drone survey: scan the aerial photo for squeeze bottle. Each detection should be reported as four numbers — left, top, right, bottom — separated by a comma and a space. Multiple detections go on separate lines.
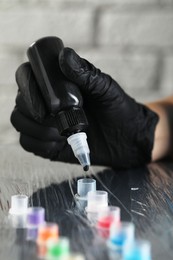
27, 36, 90, 171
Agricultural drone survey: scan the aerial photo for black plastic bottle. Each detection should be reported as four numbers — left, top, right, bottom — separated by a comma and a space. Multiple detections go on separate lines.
27, 36, 90, 171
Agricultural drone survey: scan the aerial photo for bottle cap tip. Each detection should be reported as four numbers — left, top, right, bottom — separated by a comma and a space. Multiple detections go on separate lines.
83, 165, 89, 171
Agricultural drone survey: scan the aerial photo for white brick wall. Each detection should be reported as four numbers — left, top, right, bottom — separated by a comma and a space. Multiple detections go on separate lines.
79, 49, 158, 93
0, 49, 22, 87
98, 8, 173, 47
0, 7, 94, 47
0, 0, 172, 143
160, 55, 173, 95
0, 97, 17, 144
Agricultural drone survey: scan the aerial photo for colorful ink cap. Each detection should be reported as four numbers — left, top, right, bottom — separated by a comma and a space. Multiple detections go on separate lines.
46, 237, 70, 260
97, 206, 121, 239
108, 221, 135, 253
122, 239, 151, 260
9, 194, 28, 215
37, 223, 59, 244
27, 207, 45, 228
37, 223, 59, 258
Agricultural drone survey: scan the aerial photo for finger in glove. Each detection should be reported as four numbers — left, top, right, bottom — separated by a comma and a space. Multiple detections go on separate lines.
11, 108, 65, 143
16, 62, 47, 122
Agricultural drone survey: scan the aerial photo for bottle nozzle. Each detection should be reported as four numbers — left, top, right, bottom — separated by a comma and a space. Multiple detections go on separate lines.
67, 132, 90, 171
83, 165, 89, 172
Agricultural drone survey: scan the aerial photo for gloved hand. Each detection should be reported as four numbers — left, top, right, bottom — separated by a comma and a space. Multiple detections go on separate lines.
11, 48, 159, 169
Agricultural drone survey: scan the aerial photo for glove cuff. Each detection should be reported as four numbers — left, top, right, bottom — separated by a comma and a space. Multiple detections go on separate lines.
132, 104, 159, 166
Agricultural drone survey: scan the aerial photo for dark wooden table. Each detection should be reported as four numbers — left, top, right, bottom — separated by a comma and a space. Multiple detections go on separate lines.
0, 160, 173, 260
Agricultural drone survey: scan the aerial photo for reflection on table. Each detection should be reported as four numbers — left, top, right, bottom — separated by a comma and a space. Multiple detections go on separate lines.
0, 157, 173, 260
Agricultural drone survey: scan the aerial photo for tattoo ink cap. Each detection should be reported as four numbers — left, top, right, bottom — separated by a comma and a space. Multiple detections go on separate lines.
67, 133, 90, 171
8, 194, 29, 228
75, 178, 96, 210
85, 191, 108, 223
9, 195, 28, 215
37, 223, 59, 243
27, 207, 45, 228
87, 191, 108, 211
108, 221, 135, 255
122, 240, 151, 260
37, 223, 59, 258
46, 237, 70, 259
97, 206, 121, 239
77, 178, 96, 197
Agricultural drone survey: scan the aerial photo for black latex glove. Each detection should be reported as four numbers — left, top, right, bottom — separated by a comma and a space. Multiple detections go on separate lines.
11, 48, 159, 169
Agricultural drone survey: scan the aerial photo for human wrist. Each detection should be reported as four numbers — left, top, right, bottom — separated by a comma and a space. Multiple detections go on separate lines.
146, 99, 173, 161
